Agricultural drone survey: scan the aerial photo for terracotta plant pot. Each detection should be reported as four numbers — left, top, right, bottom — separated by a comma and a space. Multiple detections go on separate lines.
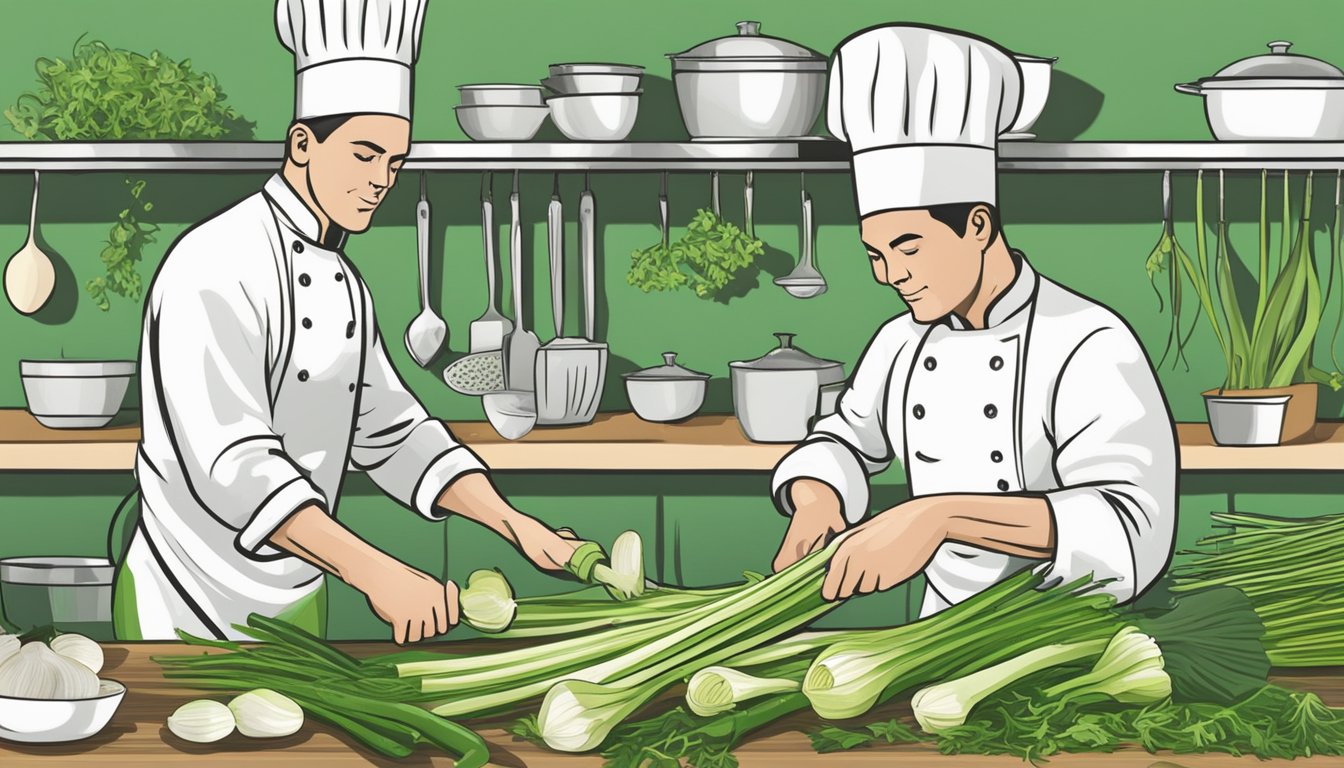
1202, 383, 1318, 445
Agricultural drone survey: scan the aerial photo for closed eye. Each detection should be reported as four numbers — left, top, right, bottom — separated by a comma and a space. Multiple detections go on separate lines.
899, 247, 919, 256
354, 153, 374, 162
866, 250, 882, 262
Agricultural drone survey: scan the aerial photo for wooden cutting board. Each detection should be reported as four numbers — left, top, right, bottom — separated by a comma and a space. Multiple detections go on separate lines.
1, 643, 1340, 767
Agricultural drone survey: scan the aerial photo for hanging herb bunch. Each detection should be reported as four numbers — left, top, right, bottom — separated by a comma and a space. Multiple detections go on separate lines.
629, 209, 765, 299
4, 37, 255, 310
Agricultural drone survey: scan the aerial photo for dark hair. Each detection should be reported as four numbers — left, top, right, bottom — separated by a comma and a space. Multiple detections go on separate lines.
288, 113, 358, 143
926, 202, 1003, 246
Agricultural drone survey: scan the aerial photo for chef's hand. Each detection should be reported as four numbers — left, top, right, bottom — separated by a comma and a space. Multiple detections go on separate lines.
510, 515, 582, 573
361, 560, 460, 644
773, 479, 846, 572
821, 497, 947, 602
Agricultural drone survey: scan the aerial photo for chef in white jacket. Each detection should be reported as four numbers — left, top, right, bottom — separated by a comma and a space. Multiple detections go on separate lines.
114, 0, 577, 643
770, 25, 1178, 616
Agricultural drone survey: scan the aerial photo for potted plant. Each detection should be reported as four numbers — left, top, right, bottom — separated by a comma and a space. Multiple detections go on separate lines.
1147, 169, 1344, 445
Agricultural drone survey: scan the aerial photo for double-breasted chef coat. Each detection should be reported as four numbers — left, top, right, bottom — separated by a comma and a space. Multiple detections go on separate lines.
119, 174, 487, 640
771, 252, 1178, 618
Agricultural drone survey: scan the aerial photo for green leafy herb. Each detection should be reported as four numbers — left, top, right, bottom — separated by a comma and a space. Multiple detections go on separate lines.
510, 714, 546, 747
628, 209, 764, 299
936, 684, 1344, 761
5, 38, 254, 310
808, 719, 921, 753
1130, 587, 1269, 703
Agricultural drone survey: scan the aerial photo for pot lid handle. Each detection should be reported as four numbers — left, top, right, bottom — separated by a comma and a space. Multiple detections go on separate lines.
737, 20, 762, 36
662, 352, 679, 366
1268, 41, 1292, 54
774, 332, 796, 349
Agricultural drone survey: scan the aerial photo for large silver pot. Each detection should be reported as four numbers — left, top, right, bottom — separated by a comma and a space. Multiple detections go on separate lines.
668, 21, 828, 140
730, 333, 845, 443
1176, 41, 1344, 141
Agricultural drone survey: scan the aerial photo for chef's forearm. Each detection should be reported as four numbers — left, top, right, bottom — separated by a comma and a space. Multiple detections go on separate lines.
434, 472, 530, 546
925, 494, 1056, 559
269, 505, 400, 588
788, 478, 845, 523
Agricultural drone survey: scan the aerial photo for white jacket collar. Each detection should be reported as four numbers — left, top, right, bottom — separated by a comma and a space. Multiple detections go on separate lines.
946, 250, 1037, 331
263, 173, 349, 250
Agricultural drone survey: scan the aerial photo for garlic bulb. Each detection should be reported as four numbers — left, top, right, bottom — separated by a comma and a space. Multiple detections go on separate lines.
0, 641, 100, 699
167, 699, 235, 743
50, 633, 104, 674
229, 689, 303, 738
0, 635, 18, 668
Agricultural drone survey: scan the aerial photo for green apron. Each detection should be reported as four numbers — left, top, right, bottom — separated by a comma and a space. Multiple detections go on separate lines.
110, 490, 328, 640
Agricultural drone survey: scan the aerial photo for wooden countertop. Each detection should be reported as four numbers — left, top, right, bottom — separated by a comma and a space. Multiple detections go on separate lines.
3, 409, 1344, 473
1, 643, 1340, 767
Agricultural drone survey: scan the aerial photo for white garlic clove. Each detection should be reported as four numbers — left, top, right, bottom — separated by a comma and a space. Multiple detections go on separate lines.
168, 699, 236, 743
0, 641, 98, 699
0, 635, 18, 668
50, 633, 105, 675
229, 689, 303, 738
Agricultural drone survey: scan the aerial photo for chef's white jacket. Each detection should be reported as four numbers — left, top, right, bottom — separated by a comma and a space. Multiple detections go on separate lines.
772, 253, 1178, 618
124, 174, 486, 640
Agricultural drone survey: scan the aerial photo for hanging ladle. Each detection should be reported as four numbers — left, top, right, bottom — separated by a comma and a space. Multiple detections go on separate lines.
775, 171, 827, 299
4, 171, 56, 315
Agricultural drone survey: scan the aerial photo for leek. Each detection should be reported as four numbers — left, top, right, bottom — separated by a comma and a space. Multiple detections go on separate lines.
911, 637, 1108, 733
803, 572, 1120, 720
457, 568, 516, 634
686, 666, 803, 717
1042, 626, 1171, 705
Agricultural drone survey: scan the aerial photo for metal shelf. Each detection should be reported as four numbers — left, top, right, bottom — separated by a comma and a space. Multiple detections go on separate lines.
0, 140, 1342, 172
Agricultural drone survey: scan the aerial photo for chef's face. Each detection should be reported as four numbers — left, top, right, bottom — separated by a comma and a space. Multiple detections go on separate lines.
290, 114, 410, 233
860, 206, 994, 323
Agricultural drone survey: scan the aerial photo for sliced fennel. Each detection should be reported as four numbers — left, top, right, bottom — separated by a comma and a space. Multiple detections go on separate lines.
458, 569, 516, 634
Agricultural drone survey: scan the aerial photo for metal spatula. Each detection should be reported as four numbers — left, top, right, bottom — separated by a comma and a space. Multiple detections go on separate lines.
469, 172, 512, 353
503, 171, 540, 391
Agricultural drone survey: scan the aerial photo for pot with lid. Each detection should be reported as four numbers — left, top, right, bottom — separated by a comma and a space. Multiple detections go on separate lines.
667, 21, 828, 140
1175, 41, 1344, 140
730, 332, 845, 443
624, 352, 710, 423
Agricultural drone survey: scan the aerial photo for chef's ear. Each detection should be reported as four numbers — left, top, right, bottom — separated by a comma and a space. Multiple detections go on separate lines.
287, 124, 313, 168
968, 205, 995, 246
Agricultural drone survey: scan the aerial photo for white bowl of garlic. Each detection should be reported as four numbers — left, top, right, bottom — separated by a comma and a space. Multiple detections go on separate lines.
0, 632, 125, 743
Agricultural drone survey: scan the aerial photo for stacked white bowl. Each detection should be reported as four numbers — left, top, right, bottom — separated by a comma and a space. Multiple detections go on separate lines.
542, 64, 644, 141
455, 85, 551, 141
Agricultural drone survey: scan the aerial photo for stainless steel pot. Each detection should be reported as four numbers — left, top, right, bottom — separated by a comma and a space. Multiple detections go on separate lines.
624, 352, 710, 423
667, 21, 828, 140
1175, 41, 1344, 141
0, 557, 114, 639
730, 333, 844, 443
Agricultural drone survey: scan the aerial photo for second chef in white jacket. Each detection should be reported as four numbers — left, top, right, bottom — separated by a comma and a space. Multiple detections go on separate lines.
770, 24, 1179, 616
115, 0, 577, 643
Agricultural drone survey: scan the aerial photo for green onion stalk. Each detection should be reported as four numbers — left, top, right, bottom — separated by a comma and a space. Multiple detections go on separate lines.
155, 616, 490, 766
802, 571, 1122, 720
400, 537, 845, 731
1171, 511, 1344, 666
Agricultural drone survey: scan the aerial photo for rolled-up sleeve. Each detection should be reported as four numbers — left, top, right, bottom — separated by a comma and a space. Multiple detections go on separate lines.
149, 262, 326, 556
350, 306, 486, 520
1040, 326, 1177, 605
770, 324, 903, 525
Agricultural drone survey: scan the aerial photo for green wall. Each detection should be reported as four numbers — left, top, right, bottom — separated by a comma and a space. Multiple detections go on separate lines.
4, 1, 1344, 639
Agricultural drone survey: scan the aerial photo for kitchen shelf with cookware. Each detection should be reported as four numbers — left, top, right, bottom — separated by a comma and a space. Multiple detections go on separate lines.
4, 408, 1344, 473
1, 140, 1343, 172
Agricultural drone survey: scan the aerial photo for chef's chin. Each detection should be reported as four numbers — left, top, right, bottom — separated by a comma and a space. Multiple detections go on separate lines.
333, 208, 378, 234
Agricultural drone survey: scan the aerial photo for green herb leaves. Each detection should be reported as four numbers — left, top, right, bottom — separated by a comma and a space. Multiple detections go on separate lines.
5, 38, 254, 310
628, 209, 764, 299
808, 720, 920, 753
4, 39, 254, 142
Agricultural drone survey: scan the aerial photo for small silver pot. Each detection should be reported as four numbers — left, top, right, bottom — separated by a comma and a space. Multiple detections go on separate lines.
0, 557, 114, 639
730, 333, 844, 443
623, 353, 710, 423
667, 21, 828, 140
1176, 41, 1344, 141
1204, 393, 1291, 446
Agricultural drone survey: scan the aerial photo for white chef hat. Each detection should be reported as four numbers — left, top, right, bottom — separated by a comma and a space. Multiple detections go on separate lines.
276, 0, 428, 121
827, 24, 1023, 216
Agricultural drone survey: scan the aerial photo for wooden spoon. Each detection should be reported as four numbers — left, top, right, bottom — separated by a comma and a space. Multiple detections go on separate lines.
4, 171, 55, 315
